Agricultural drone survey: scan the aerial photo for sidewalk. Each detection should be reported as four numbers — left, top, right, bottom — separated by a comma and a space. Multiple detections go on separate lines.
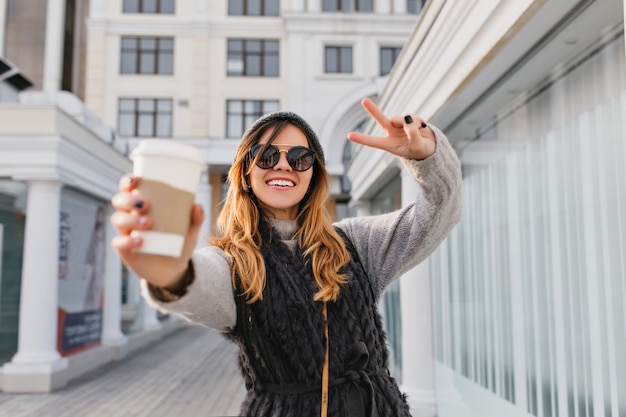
0, 324, 246, 417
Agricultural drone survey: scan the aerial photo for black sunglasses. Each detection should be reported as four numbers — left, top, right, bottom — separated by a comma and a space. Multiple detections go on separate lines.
249, 144, 316, 172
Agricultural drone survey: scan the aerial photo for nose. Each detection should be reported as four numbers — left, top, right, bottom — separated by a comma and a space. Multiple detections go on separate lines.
273, 150, 292, 171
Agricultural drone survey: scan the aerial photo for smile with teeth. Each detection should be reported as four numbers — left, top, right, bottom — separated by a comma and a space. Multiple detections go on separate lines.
267, 179, 295, 187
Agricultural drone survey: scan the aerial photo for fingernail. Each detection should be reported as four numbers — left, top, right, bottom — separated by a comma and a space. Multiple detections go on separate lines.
130, 236, 142, 246
421, 122, 427, 128
137, 216, 149, 227
134, 200, 144, 209
404, 115, 413, 124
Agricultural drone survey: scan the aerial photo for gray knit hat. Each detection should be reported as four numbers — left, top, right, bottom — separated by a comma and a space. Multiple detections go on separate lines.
241, 111, 325, 166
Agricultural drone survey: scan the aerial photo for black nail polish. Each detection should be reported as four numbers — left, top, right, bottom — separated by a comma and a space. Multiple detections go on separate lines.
134, 200, 144, 209
404, 115, 413, 124
421, 122, 427, 128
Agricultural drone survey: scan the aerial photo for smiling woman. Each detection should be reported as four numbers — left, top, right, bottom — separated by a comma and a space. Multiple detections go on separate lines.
110, 98, 463, 417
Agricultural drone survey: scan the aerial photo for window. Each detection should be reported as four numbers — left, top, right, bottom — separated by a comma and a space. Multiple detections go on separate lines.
123, 0, 175, 14
325, 46, 352, 74
120, 37, 174, 75
226, 100, 279, 138
228, 0, 279, 16
227, 39, 279, 77
380, 46, 402, 76
118, 98, 173, 137
407, 0, 426, 14
322, 0, 372, 12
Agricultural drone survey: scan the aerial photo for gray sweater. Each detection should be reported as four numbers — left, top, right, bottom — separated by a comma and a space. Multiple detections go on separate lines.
141, 126, 462, 332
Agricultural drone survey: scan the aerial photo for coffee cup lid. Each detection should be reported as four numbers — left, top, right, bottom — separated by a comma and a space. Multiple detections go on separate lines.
130, 139, 205, 166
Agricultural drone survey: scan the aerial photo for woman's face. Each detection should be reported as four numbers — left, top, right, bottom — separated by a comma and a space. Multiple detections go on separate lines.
249, 124, 314, 220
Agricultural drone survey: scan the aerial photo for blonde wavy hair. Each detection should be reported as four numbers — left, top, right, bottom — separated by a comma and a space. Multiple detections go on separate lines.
211, 119, 351, 303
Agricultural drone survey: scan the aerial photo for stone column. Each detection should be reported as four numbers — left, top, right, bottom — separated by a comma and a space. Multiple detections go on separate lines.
2, 180, 68, 393
291, 0, 305, 12
0, 0, 7, 56
42, 0, 66, 93
309, 0, 321, 12
393, 0, 406, 14
195, 171, 212, 249
100, 206, 128, 352
399, 171, 437, 416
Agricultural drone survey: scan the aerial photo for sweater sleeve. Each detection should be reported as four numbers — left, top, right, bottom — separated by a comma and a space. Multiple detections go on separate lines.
334, 125, 462, 300
140, 245, 237, 332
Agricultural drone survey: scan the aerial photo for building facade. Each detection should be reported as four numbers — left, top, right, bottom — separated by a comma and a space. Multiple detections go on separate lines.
349, 0, 626, 416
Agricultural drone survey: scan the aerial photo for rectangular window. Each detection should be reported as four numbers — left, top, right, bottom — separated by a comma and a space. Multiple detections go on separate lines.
227, 39, 279, 77
120, 37, 174, 75
380, 46, 402, 76
123, 0, 175, 14
226, 100, 279, 138
407, 0, 426, 14
322, 0, 372, 12
118, 98, 173, 137
228, 0, 279, 16
325, 46, 352, 74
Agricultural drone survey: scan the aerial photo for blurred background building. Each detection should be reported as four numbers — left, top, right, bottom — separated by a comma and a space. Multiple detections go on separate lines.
1, 1, 626, 417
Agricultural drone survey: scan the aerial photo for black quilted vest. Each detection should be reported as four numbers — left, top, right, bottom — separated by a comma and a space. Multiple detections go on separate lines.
225, 220, 412, 416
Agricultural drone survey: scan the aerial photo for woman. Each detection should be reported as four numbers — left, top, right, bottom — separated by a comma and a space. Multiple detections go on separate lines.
111, 98, 462, 416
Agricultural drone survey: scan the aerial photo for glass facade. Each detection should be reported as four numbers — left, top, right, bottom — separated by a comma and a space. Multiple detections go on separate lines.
0, 181, 27, 365
431, 31, 626, 417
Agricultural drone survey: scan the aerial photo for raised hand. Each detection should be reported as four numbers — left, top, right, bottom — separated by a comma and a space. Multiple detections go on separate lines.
346, 97, 437, 160
110, 175, 205, 290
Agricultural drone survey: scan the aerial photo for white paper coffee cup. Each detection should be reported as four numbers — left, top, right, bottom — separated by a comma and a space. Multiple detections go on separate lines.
130, 140, 206, 257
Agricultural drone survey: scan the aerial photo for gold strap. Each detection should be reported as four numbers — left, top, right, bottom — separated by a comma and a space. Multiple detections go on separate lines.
321, 302, 329, 417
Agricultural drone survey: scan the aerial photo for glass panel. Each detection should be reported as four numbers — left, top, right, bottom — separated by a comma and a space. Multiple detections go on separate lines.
137, 114, 154, 136
227, 100, 242, 113
245, 100, 261, 113
161, 0, 175, 13
119, 98, 136, 111
264, 100, 279, 112
157, 51, 173, 74
228, 40, 243, 53
139, 38, 157, 50
0, 181, 27, 365
325, 47, 337, 72
228, 0, 244, 15
118, 114, 135, 136
322, 0, 336, 12
139, 52, 156, 74
247, 0, 261, 15
264, 54, 279, 76
157, 99, 172, 111
265, 40, 279, 53
121, 37, 137, 49
122, 0, 139, 13
247, 40, 262, 52
356, 0, 373, 11
246, 55, 261, 76
138, 99, 155, 111
120, 51, 137, 74
155, 114, 172, 137
340, 47, 352, 73
226, 115, 242, 138
265, 0, 279, 16
142, 0, 157, 13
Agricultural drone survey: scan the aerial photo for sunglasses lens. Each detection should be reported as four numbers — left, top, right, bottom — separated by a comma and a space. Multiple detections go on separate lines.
251, 145, 280, 169
287, 147, 315, 171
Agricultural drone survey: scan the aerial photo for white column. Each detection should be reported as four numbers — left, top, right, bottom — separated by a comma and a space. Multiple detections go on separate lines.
195, 171, 212, 249
352, 199, 372, 217
2, 181, 68, 393
309, 0, 321, 12
399, 171, 437, 416
291, 0, 305, 12
89, 0, 106, 19
42, 0, 66, 93
101, 206, 127, 349
376, 0, 391, 13
393, 0, 406, 14
142, 299, 162, 331
0, 0, 7, 56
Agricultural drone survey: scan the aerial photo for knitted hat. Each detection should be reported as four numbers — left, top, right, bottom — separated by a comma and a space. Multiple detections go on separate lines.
241, 111, 325, 166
